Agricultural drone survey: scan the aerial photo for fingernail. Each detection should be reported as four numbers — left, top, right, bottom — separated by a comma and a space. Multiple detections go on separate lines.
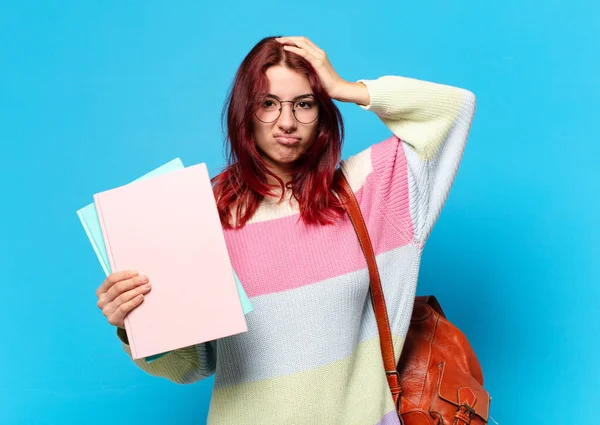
144, 283, 151, 289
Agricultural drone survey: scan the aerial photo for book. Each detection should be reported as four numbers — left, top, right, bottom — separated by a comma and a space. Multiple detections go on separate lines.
92, 162, 248, 359
76, 158, 253, 315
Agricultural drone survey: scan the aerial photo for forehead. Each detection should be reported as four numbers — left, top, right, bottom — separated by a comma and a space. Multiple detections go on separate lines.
265, 65, 312, 97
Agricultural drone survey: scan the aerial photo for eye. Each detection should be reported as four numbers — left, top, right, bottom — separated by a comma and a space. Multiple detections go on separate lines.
296, 101, 314, 109
261, 99, 279, 111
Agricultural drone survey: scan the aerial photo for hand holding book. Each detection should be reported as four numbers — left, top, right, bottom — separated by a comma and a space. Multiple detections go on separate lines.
96, 269, 152, 329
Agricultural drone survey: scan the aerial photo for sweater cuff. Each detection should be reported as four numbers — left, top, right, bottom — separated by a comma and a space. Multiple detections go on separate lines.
116, 326, 168, 362
356, 76, 414, 118
116, 327, 129, 345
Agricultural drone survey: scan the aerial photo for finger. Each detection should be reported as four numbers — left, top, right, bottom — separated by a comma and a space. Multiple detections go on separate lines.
107, 294, 145, 328
277, 36, 321, 57
103, 274, 149, 304
96, 269, 138, 297
283, 37, 321, 57
103, 283, 151, 317
296, 36, 323, 54
277, 36, 321, 52
282, 44, 309, 59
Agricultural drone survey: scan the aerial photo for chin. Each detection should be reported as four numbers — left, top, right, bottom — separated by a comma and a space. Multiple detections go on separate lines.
269, 151, 304, 164
259, 142, 312, 171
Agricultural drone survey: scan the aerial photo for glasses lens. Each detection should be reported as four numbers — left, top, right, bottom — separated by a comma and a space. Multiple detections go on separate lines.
256, 98, 281, 123
255, 97, 319, 123
294, 99, 319, 124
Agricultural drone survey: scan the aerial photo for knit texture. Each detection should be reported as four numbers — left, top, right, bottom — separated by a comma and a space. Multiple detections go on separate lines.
118, 75, 476, 424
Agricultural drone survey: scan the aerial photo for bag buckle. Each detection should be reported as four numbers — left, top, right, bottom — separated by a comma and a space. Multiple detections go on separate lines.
458, 402, 476, 418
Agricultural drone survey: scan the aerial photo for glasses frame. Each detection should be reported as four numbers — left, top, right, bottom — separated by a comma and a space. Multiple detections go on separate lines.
254, 97, 319, 125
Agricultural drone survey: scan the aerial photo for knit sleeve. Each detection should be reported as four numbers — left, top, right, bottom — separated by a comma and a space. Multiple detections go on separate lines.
116, 327, 217, 384
356, 75, 476, 243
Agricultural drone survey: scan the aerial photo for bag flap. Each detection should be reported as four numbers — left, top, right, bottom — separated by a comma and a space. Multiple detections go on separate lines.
437, 362, 490, 421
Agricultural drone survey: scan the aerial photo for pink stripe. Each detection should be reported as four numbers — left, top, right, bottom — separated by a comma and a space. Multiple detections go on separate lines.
370, 136, 414, 236
224, 139, 413, 298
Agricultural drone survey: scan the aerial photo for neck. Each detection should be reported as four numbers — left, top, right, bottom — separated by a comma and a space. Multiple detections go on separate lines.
264, 168, 294, 198
267, 172, 293, 185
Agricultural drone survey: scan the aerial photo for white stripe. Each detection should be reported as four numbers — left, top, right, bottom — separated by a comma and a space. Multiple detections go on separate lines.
213, 243, 421, 389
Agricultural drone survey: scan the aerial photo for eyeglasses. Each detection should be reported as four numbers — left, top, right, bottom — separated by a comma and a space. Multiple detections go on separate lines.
255, 96, 319, 124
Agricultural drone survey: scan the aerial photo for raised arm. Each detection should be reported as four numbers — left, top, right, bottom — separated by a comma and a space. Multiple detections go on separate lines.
358, 75, 476, 242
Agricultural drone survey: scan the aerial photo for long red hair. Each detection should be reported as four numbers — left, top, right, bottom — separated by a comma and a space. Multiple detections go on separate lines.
212, 36, 346, 229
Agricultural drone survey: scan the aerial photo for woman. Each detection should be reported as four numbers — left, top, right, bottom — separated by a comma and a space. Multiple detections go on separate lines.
95, 35, 476, 424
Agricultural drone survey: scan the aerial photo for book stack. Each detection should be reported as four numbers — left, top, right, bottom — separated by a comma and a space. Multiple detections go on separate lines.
76, 158, 251, 360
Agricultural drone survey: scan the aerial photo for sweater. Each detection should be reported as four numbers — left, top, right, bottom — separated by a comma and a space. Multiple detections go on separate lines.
116, 75, 476, 424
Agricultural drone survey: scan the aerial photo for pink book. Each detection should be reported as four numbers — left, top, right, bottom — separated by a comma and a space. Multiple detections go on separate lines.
93, 163, 247, 359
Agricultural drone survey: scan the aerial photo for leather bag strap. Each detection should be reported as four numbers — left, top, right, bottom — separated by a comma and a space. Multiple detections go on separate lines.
337, 170, 402, 405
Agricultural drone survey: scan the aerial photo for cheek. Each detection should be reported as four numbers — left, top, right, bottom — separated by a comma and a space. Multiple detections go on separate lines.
305, 124, 319, 143
251, 122, 270, 148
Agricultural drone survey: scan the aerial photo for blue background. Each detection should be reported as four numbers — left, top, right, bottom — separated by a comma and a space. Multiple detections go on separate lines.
1, 1, 598, 424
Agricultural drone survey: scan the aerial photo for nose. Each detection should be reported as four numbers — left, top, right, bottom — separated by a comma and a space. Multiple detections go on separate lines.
277, 102, 297, 133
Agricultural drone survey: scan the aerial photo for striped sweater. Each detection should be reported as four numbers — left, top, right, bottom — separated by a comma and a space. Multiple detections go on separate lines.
117, 75, 476, 424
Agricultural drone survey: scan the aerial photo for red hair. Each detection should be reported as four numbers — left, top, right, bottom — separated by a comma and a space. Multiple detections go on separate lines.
212, 36, 347, 229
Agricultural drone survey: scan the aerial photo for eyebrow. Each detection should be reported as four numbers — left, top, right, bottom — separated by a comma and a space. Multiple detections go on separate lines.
265, 93, 315, 101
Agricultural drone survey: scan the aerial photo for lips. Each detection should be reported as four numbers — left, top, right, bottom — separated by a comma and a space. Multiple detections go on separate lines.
274, 135, 301, 146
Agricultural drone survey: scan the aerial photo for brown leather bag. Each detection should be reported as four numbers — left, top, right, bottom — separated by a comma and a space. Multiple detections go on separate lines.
338, 172, 491, 425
